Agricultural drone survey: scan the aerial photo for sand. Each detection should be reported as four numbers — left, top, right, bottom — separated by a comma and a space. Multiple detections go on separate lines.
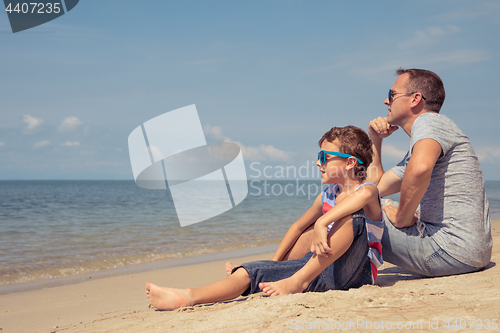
1, 219, 499, 333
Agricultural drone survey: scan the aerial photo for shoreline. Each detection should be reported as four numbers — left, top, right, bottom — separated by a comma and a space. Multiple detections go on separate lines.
4, 216, 499, 296
0, 243, 279, 296
0, 219, 498, 333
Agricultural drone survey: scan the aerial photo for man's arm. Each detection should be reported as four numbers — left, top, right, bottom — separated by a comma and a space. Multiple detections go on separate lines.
377, 169, 402, 197
390, 138, 442, 228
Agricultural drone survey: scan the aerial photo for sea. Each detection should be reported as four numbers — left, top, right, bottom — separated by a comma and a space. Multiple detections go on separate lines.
1, 180, 499, 290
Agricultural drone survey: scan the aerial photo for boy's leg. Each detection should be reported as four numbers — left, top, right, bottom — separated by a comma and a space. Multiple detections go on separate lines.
146, 267, 251, 310
225, 224, 314, 276
260, 215, 354, 296
281, 224, 315, 260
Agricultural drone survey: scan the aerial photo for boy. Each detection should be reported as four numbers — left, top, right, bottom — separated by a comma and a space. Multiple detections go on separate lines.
146, 126, 383, 310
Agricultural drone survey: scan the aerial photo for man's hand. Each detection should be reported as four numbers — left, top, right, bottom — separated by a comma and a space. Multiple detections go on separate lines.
382, 202, 398, 226
383, 200, 417, 228
368, 117, 399, 140
366, 117, 399, 185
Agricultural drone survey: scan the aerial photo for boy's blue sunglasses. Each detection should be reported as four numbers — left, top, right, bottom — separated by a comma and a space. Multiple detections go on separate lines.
318, 150, 363, 165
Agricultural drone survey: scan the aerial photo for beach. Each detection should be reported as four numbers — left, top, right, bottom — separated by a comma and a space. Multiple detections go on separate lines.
1, 219, 499, 333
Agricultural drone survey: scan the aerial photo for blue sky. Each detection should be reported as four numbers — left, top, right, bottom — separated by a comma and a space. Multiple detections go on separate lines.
1, 0, 499, 180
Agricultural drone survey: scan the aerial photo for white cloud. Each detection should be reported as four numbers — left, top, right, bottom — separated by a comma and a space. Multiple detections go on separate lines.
240, 144, 290, 161
418, 49, 492, 66
476, 146, 500, 162
61, 141, 80, 147
149, 145, 163, 161
204, 124, 225, 140
23, 115, 43, 130
382, 144, 407, 160
34, 140, 50, 148
204, 123, 290, 161
305, 25, 490, 77
437, 2, 500, 21
398, 25, 461, 50
59, 116, 83, 132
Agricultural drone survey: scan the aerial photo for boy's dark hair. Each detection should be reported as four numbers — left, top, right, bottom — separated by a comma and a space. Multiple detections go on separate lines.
396, 68, 445, 113
318, 125, 373, 180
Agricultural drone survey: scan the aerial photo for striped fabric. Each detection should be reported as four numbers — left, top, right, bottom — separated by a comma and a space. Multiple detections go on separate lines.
321, 183, 384, 284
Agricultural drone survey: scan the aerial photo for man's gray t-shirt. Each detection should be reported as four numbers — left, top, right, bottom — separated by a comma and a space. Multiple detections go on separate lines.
391, 112, 492, 268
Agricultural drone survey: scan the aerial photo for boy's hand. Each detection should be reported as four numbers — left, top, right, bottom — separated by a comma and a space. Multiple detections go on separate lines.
310, 223, 331, 257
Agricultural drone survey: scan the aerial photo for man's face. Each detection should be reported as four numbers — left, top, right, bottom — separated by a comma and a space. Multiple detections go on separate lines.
384, 73, 412, 126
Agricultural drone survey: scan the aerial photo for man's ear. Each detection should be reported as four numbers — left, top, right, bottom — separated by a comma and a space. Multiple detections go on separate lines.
410, 93, 424, 107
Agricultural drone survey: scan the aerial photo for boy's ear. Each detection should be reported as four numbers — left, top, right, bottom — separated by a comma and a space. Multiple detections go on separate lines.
346, 157, 357, 170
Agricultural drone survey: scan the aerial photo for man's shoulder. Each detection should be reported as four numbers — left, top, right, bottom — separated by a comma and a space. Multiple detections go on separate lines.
412, 112, 462, 138
414, 112, 453, 127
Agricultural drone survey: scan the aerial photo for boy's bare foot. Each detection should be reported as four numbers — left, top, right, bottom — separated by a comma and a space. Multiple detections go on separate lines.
259, 278, 306, 296
145, 282, 194, 311
225, 261, 235, 276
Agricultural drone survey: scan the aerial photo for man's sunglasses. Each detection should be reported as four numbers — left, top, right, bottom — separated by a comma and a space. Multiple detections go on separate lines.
318, 150, 363, 165
388, 89, 426, 103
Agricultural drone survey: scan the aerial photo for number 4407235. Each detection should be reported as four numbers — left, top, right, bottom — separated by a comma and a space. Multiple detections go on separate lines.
444, 319, 498, 330
5, 2, 61, 14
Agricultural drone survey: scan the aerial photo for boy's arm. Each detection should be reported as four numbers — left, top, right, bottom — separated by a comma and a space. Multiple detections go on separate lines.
311, 184, 378, 257
271, 193, 323, 261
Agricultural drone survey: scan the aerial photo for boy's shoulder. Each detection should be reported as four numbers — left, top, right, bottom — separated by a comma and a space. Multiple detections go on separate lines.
354, 182, 381, 201
323, 183, 338, 194
355, 182, 379, 192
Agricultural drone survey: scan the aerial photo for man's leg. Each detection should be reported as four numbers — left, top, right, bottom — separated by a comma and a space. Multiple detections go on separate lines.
381, 208, 478, 277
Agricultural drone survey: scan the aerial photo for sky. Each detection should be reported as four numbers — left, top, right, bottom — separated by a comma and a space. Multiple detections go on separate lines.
1, 0, 499, 180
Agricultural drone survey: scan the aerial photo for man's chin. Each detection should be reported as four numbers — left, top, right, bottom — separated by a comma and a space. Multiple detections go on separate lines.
387, 116, 395, 125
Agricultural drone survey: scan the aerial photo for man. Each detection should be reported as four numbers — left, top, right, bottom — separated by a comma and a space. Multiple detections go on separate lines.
367, 68, 492, 277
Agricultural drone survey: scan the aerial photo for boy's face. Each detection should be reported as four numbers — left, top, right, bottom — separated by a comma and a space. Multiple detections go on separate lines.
317, 140, 348, 185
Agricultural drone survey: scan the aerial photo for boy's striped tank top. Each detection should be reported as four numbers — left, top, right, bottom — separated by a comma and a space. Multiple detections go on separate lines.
322, 182, 384, 284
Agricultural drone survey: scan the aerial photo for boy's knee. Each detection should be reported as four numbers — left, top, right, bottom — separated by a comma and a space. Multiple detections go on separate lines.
338, 215, 353, 226
328, 215, 353, 239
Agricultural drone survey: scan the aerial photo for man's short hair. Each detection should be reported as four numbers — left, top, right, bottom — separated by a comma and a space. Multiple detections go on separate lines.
319, 125, 373, 180
396, 68, 446, 113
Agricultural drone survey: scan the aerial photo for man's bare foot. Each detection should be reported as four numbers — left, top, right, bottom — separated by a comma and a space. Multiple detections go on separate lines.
259, 278, 306, 296
145, 282, 194, 311
225, 261, 235, 276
